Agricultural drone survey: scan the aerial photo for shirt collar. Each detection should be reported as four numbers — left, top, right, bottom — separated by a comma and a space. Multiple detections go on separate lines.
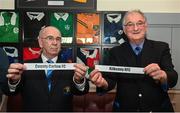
3, 46, 18, 57
0, 12, 17, 26
26, 12, 45, 21
41, 53, 58, 63
106, 13, 122, 23
54, 13, 69, 21
130, 40, 144, 52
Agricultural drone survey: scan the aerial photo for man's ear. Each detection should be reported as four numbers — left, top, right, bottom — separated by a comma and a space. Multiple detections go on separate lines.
38, 37, 43, 48
145, 21, 148, 27
145, 22, 148, 31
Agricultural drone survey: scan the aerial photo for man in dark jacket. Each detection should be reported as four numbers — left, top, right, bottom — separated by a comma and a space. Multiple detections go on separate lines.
89, 9, 178, 112
1, 26, 89, 111
0, 48, 9, 77
0, 48, 9, 108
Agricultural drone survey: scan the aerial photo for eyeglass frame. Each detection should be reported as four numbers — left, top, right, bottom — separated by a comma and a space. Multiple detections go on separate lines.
123, 20, 146, 29
41, 35, 61, 42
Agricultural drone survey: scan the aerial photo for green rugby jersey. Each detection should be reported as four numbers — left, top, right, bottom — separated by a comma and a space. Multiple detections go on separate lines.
0, 12, 19, 43
50, 12, 73, 43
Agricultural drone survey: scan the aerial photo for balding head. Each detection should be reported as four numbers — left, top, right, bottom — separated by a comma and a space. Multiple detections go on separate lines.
38, 26, 62, 59
38, 26, 61, 39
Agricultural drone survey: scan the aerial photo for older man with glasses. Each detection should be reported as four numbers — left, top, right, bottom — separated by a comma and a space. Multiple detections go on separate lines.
0, 26, 89, 112
89, 9, 178, 112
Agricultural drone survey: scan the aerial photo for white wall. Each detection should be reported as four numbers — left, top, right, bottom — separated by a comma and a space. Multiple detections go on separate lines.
97, 0, 180, 13
0, 0, 14, 9
1, 0, 180, 13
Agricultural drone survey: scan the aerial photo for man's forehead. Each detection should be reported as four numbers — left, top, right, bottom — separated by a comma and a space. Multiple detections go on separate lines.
125, 17, 145, 24
42, 29, 61, 36
127, 12, 144, 20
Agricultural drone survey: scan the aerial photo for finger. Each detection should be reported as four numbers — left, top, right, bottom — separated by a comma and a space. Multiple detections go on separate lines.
96, 77, 107, 88
74, 67, 86, 76
74, 63, 87, 72
10, 63, 24, 70
91, 73, 100, 83
144, 64, 160, 74
6, 73, 20, 80
148, 70, 161, 77
95, 75, 103, 85
8, 68, 20, 74
144, 63, 159, 70
74, 72, 84, 80
152, 75, 161, 80
94, 77, 102, 86
6, 74, 15, 79
89, 69, 100, 78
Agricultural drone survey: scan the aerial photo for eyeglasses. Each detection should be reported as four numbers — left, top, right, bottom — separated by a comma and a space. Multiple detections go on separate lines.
124, 21, 145, 28
41, 36, 61, 42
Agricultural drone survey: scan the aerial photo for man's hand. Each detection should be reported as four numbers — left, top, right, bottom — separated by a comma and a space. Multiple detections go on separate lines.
7, 63, 26, 83
144, 63, 167, 84
89, 69, 108, 89
73, 63, 88, 84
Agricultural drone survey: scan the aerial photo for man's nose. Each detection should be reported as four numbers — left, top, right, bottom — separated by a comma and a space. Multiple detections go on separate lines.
133, 24, 139, 30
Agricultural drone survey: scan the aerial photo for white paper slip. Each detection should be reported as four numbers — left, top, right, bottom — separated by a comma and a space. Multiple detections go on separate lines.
48, 1, 64, 6
24, 63, 76, 70
95, 65, 144, 74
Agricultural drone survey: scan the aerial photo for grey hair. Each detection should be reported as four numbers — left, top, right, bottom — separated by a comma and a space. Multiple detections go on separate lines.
122, 9, 147, 26
37, 26, 46, 39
